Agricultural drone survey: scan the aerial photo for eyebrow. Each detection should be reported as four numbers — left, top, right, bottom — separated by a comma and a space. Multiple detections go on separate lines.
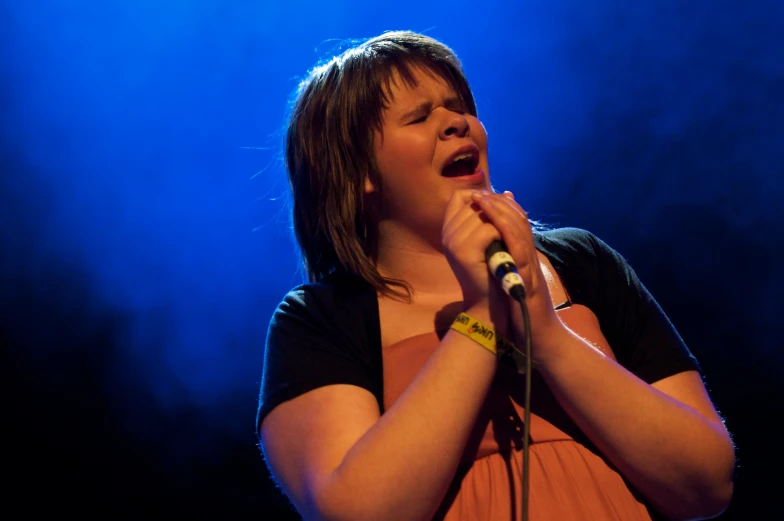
398, 96, 466, 122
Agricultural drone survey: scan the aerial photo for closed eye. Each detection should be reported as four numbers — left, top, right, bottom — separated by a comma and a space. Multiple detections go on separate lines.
408, 104, 467, 124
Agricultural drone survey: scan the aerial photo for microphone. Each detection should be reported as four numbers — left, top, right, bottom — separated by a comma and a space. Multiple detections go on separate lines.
485, 240, 525, 299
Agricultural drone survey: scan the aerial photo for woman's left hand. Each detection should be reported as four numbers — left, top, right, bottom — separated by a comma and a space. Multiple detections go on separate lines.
470, 190, 565, 360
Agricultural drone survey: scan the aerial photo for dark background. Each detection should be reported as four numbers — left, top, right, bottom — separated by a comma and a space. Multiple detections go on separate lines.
2, 1, 782, 518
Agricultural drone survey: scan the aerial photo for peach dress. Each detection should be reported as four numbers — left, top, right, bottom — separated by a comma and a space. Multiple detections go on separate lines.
382, 304, 653, 521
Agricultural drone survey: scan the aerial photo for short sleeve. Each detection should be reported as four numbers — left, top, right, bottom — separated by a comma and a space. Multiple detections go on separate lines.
537, 228, 701, 384
256, 274, 384, 432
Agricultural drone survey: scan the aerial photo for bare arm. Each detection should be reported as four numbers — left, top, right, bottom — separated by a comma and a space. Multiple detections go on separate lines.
260, 190, 511, 521
535, 329, 734, 520
473, 191, 735, 520
261, 322, 496, 521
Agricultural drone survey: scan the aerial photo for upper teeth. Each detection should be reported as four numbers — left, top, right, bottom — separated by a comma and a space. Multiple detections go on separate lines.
451, 154, 473, 164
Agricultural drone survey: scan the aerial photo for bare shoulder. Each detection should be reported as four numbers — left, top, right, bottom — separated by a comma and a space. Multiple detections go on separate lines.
260, 384, 380, 517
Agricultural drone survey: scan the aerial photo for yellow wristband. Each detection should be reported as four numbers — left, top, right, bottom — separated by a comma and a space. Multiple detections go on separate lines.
450, 312, 499, 354
450, 312, 537, 373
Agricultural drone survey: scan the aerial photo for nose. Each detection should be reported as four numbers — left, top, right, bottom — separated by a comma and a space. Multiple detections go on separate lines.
439, 111, 470, 139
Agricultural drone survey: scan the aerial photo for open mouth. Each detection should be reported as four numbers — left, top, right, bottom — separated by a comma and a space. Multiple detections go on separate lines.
441, 152, 480, 178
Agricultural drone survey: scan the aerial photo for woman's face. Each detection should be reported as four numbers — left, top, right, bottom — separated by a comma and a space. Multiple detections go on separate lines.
369, 66, 490, 236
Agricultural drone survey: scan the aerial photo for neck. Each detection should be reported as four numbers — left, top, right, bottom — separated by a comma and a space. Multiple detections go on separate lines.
375, 221, 463, 301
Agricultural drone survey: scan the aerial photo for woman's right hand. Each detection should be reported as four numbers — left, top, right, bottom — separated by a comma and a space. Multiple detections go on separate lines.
441, 188, 509, 330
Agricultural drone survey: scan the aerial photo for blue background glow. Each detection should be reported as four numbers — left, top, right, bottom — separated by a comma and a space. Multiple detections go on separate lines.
2, 1, 781, 517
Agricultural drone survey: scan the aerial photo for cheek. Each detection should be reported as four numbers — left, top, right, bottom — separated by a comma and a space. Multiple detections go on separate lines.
378, 132, 432, 173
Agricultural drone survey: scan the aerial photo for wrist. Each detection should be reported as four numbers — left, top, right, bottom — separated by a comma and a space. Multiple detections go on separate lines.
450, 310, 504, 357
461, 303, 494, 325
525, 321, 573, 370
463, 294, 509, 337
452, 310, 538, 373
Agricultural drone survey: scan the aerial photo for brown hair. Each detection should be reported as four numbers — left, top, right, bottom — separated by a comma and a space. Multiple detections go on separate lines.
285, 31, 477, 298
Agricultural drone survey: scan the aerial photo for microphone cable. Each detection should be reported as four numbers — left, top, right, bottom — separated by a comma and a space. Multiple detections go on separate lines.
514, 289, 532, 521
485, 240, 532, 521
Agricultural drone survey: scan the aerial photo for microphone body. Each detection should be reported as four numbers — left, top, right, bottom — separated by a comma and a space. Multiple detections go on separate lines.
485, 240, 525, 299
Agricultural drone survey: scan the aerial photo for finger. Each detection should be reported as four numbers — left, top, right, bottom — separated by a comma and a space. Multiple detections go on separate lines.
448, 219, 503, 262
442, 198, 483, 240
471, 192, 530, 242
471, 193, 536, 267
494, 195, 537, 252
485, 191, 527, 220
479, 193, 533, 243
443, 189, 482, 224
